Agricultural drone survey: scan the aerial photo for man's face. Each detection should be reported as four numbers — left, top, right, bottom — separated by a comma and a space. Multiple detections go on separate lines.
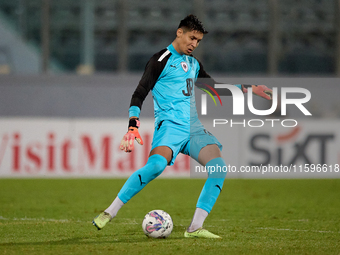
176, 29, 204, 55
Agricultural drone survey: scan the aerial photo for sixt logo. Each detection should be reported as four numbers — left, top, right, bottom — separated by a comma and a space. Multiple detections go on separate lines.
250, 126, 334, 166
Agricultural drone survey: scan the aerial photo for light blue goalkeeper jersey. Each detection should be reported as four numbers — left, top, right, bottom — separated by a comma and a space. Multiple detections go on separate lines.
152, 44, 200, 127
129, 43, 241, 130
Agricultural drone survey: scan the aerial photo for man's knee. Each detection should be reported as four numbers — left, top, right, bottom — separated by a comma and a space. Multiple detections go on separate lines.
206, 157, 227, 179
149, 146, 173, 164
143, 154, 168, 178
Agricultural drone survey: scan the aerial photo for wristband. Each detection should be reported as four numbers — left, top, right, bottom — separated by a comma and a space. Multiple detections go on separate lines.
128, 118, 140, 129
242, 84, 253, 88
129, 106, 141, 119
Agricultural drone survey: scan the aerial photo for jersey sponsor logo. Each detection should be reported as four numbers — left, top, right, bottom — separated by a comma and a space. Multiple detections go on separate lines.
181, 61, 188, 72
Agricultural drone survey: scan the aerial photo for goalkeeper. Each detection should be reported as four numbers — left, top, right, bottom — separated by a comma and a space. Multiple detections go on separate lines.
93, 14, 272, 238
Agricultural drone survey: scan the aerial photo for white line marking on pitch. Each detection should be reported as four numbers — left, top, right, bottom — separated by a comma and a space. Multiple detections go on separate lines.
257, 227, 340, 234
0, 216, 139, 224
3, 216, 337, 233
0, 216, 77, 222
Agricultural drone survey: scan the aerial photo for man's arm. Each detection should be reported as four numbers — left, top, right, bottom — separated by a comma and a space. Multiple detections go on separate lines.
120, 49, 171, 152
196, 59, 272, 100
196, 59, 240, 96
129, 49, 171, 118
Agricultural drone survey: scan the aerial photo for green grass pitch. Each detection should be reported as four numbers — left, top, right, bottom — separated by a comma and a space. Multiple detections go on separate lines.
0, 178, 339, 254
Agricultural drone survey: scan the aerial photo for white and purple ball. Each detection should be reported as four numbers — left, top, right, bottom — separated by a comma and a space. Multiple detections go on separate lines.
142, 210, 173, 238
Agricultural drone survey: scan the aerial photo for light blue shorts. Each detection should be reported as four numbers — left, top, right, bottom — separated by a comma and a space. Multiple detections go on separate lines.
151, 120, 222, 165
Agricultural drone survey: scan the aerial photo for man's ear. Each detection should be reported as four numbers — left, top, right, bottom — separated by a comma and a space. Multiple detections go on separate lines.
176, 28, 184, 38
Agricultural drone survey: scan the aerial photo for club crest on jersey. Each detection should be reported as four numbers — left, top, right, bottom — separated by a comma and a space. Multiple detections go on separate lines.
181, 62, 188, 72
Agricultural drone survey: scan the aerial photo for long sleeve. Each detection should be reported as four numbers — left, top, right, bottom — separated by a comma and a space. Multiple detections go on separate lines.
130, 49, 171, 109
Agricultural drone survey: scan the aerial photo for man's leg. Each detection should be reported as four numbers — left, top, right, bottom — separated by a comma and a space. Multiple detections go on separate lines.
117, 146, 172, 203
185, 144, 226, 238
93, 146, 172, 230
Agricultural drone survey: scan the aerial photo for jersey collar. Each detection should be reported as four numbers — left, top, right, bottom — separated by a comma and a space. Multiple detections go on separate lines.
168, 43, 183, 57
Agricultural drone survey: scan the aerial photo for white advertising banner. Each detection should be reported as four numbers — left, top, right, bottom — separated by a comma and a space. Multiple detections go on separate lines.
0, 118, 339, 178
0, 118, 190, 178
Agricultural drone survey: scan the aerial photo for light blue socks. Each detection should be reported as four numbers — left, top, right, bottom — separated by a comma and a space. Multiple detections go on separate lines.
196, 157, 227, 213
118, 154, 168, 203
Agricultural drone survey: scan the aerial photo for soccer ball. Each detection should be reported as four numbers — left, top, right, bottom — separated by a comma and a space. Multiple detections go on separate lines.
142, 210, 173, 238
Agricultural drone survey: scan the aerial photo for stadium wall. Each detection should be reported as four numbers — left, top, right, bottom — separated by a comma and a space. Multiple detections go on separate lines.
0, 74, 339, 178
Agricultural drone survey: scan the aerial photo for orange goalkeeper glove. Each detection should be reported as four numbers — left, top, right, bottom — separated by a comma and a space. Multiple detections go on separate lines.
119, 118, 144, 152
242, 85, 272, 100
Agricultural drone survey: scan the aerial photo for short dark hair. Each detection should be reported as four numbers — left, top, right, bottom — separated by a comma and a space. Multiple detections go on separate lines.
178, 14, 208, 34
